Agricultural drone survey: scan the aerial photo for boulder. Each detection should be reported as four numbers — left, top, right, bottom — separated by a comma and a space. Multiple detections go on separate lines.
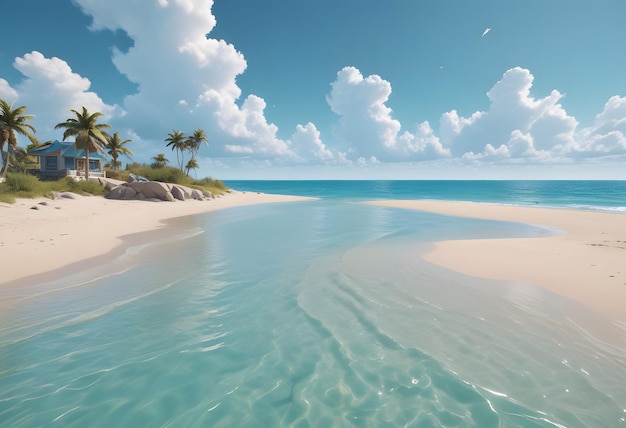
105, 184, 139, 200
104, 179, 214, 202
121, 186, 137, 200
128, 173, 149, 183
98, 177, 125, 191
106, 185, 126, 199
171, 185, 189, 201
50, 191, 77, 200
190, 189, 205, 200
127, 181, 172, 200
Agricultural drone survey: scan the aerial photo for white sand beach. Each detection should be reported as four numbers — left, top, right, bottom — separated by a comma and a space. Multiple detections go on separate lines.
368, 200, 626, 323
0, 191, 312, 287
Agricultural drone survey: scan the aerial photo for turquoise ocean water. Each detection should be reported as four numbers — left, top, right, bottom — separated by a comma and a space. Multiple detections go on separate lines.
1, 181, 625, 427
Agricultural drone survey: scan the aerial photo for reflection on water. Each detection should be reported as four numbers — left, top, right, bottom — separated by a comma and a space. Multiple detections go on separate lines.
1, 201, 624, 427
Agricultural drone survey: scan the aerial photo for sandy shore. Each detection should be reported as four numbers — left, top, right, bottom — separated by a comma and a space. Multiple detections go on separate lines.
0, 191, 313, 287
368, 200, 626, 323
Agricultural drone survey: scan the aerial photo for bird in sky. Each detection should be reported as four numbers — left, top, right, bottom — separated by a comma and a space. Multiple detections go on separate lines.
482, 28, 491, 37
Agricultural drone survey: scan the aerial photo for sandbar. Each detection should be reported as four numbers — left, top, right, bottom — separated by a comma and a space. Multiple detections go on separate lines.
1, 191, 313, 287
368, 200, 626, 323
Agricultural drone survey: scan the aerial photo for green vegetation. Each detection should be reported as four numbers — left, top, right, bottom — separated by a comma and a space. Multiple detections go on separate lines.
165, 130, 187, 170
107, 132, 134, 169
0, 173, 106, 203
0, 98, 227, 203
55, 107, 112, 181
165, 129, 208, 176
1, 100, 39, 179
151, 153, 169, 168
0, 165, 228, 204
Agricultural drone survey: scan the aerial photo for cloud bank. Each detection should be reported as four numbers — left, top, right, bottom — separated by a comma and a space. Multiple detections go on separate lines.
1, 0, 625, 175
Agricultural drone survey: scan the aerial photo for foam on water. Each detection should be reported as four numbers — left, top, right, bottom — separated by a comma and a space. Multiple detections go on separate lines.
1, 200, 625, 427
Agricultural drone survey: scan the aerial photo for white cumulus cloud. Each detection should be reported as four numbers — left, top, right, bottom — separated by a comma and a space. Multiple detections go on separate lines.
72, 0, 299, 160
291, 122, 336, 162
0, 78, 19, 102
439, 67, 578, 161
4, 51, 120, 136
2, 0, 626, 175
569, 96, 626, 158
438, 67, 626, 163
327, 66, 448, 162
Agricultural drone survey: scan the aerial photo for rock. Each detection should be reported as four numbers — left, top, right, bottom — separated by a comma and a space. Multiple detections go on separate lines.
106, 184, 139, 200
106, 185, 126, 199
38, 201, 48, 206
127, 181, 176, 202
171, 185, 188, 201
121, 186, 137, 200
30, 205, 39, 210
127, 173, 149, 183
190, 189, 204, 200
50, 191, 76, 200
98, 177, 125, 191
127, 181, 164, 199
104, 179, 216, 202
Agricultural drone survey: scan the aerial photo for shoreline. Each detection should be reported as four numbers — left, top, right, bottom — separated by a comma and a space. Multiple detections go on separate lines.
0, 191, 314, 289
367, 200, 626, 323
4, 193, 625, 322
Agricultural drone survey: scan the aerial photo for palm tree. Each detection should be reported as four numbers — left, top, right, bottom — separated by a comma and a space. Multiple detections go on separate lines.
184, 158, 199, 177
10, 146, 39, 173
151, 153, 169, 168
55, 107, 111, 181
107, 132, 133, 170
165, 130, 186, 171
0, 99, 38, 179
186, 129, 208, 165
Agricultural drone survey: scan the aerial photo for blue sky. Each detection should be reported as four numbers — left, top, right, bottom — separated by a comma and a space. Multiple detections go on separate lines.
1, 0, 626, 179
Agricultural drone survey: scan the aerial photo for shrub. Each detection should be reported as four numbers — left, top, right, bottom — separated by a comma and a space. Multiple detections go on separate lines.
4, 172, 40, 192
105, 169, 130, 181
127, 164, 191, 185
191, 177, 229, 194
60, 177, 106, 195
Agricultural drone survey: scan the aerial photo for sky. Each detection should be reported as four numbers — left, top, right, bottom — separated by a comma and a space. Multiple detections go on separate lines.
1, 0, 626, 179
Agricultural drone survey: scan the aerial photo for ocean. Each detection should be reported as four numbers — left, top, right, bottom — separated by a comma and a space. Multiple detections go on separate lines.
225, 180, 626, 211
1, 181, 625, 427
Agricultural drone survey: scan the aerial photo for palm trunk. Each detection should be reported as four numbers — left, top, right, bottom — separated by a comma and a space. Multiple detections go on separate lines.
85, 151, 90, 181
1, 146, 12, 179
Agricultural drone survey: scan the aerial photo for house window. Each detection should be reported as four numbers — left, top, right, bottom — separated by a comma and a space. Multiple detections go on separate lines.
44, 156, 58, 170
89, 160, 99, 171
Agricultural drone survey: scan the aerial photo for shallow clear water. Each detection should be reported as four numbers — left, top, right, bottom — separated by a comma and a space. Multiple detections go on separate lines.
1, 200, 625, 427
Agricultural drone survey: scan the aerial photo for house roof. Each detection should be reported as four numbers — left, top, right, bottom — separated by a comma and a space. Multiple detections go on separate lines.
28, 140, 106, 160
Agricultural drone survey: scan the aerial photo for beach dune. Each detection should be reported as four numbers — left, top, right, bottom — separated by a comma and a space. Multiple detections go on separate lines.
368, 200, 626, 323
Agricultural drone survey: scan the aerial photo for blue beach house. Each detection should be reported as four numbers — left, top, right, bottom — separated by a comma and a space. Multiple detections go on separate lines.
28, 140, 107, 180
